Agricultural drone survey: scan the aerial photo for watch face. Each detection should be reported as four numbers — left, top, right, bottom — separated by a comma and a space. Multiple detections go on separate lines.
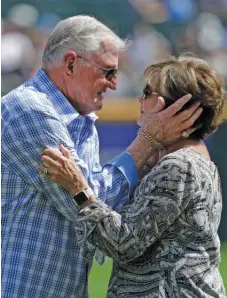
73, 191, 88, 205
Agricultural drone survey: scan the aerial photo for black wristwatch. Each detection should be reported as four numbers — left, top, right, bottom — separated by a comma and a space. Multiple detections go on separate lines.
73, 187, 94, 206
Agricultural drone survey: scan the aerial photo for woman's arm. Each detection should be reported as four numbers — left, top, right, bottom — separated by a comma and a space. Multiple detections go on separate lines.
79, 153, 199, 263
42, 147, 199, 264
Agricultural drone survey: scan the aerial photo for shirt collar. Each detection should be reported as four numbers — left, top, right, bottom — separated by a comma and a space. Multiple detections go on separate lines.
32, 68, 98, 123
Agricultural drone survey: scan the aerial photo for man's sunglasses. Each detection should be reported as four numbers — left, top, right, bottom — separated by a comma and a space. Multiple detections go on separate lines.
77, 55, 118, 80
142, 84, 159, 100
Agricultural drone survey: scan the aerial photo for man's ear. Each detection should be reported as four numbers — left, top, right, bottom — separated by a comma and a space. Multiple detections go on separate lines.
68, 60, 74, 73
64, 51, 77, 75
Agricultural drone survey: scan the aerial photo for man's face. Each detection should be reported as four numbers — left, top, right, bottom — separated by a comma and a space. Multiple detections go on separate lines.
65, 50, 118, 115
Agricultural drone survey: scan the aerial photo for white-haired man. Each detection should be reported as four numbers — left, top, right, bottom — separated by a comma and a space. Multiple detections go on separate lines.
2, 15, 202, 298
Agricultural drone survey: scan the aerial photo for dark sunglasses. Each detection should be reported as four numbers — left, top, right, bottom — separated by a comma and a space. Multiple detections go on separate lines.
142, 84, 159, 100
77, 55, 118, 80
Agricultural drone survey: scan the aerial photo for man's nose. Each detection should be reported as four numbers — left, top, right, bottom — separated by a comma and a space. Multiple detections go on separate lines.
106, 75, 118, 90
138, 96, 143, 103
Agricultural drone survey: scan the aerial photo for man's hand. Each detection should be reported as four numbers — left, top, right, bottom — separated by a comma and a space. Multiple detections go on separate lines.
40, 145, 89, 195
141, 94, 203, 145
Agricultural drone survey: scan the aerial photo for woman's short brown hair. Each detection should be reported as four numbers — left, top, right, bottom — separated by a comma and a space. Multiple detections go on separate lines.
144, 54, 226, 139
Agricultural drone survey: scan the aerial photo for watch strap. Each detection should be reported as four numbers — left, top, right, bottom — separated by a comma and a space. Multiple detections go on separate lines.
73, 187, 94, 206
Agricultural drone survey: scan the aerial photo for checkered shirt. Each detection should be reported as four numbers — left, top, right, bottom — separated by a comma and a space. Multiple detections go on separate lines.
1, 68, 137, 298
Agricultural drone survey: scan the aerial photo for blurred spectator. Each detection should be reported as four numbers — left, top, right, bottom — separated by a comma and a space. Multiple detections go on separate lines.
166, 0, 197, 23
1, 0, 227, 96
1, 31, 35, 73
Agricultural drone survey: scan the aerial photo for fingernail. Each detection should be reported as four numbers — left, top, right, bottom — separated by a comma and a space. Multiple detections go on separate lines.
187, 94, 192, 99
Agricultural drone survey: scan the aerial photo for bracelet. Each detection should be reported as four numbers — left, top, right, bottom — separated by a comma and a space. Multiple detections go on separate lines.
138, 129, 164, 150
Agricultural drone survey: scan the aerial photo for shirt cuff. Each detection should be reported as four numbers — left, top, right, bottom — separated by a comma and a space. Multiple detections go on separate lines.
108, 151, 138, 192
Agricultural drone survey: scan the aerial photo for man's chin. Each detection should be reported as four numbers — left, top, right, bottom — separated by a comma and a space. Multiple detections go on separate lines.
93, 98, 103, 111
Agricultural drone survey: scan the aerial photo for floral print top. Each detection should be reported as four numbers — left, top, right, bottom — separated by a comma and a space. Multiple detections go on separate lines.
78, 149, 226, 298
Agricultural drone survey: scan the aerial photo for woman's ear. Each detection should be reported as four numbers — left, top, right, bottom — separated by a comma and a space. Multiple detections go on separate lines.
152, 96, 165, 113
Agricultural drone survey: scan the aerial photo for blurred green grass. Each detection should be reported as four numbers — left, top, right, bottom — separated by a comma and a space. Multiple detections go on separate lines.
89, 243, 227, 298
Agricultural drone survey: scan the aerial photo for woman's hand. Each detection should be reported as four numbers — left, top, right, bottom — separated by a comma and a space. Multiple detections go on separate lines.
40, 145, 89, 195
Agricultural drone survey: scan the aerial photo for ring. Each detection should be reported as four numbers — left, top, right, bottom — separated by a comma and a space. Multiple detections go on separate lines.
42, 162, 49, 169
43, 167, 48, 176
182, 130, 189, 138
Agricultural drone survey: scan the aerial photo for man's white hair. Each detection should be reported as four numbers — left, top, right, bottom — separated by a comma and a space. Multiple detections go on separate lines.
42, 15, 127, 70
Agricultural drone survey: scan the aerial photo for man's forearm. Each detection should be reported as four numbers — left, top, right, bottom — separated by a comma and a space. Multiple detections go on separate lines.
127, 134, 157, 171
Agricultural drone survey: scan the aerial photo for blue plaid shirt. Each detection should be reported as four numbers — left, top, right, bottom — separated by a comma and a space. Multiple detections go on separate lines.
1, 68, 138, 298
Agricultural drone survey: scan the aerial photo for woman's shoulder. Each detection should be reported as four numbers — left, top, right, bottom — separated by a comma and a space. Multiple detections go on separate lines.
142, 148, 219, 192
149, 148, 197, 176
155, 148, 216, 173
135, 149, 199, 199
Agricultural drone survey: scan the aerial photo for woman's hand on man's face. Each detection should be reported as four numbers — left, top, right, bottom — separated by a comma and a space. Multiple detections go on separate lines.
40, 145, 89, 195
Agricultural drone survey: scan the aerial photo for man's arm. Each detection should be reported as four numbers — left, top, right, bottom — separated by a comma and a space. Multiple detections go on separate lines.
2, 110, 83, 221
84, 127, 138, 211
2, 108, 135, 220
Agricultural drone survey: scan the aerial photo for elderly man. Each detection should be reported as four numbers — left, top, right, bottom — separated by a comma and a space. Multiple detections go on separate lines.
2, 15, 201, 298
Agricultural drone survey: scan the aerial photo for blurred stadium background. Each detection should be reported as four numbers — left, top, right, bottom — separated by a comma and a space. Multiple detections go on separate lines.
1, 0, 227, 296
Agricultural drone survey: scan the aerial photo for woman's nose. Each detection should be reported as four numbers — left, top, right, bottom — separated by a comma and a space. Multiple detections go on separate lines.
138, 95, 143, 103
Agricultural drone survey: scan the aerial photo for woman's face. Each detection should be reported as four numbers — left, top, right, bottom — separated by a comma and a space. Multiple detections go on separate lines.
137, 82, 160, 126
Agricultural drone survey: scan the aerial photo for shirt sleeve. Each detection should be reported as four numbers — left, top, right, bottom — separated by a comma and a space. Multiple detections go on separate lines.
2, 106, 137, 222
77, 154, 199, 263
89, 129, 138, 212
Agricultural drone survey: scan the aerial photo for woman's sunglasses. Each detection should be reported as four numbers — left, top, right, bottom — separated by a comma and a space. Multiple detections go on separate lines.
142, 84, 159, 100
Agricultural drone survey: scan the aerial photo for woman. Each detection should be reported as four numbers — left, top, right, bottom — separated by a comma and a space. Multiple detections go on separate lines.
41, 55, 226, 297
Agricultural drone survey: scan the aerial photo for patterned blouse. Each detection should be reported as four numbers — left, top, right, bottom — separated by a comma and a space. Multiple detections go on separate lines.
78, 148, 227, 297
